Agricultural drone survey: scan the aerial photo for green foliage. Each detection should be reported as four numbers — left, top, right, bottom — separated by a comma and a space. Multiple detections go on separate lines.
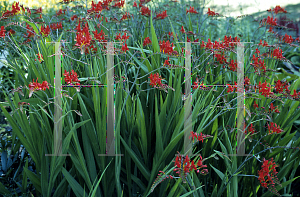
0, 0, 300, 197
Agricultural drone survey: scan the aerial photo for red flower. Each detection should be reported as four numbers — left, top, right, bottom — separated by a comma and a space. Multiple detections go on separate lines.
266, 16, 277, 26
75, 21, 82, 32
197, 133, 204, 143
133, 1, 137, 7
193, 81, 199, 90
1, 2, 23, 18
28, 78, 49, 97
168, 32, 178, 39
186, 6, 198, 14
121, 43, 129, 53
200, 41, 205, 48
164, 57, 170, 66
269, 103, 275, 112
268, 5, 287, 14
267, 122, 283, 134
189, 131, 212, 143
183, 161, 190, 173
193, 79, 208, 91
227, 82, 237, 93
122, 33, 130, 41
255, 48, 260, 56
154, 10, 168, 20
121, 12, 133, 21
180, 26, 185, 33
101, 0, 112, 10
244, 76, 250, 86
258, 80, 273, 97
272, 47, 284, 60
253, 100, 259, 109
207, 8, 218, 16
28, 78, 39, 91
227, 84, 234, 93
149, 73, 163, 87
262, 40, 268, 47
11, 2, 21, 15
291, 89, 300, 99
58, 22, 63, 30
115, 33, 122, 41
28, 78, 49, 91
205, 38, 213, 49
140, 6, 151, 17
173, 153, 208, 181
190, 160, 197, 171
41, 25, 50, 37
87, 1, 103, 13
258, 158, 281, 196
63, 70, 81, 85
257, 59, 266, 73
93, 29, 107, 42
35, 53, 44, 63
268, 103, 280, 113
74, 22, 92, 53
50, 22, 63, 30
228, 59, 237, 71
143, 37, 152, 47
183, 155, 190, 165
40, 81, 49, 90
75, 32, 92, 51
159, 40, 174, 55
112, 0, 125, 8
71, 15, 78, 21
56, 9, 65, 16
246, 123, 256, 135
189, 131, 198, 142
282, 33, 293, 44
274, 80, 288, 94
196, 156, 207, 168
174, 154, 181, 168
0, 26, 6, 38
23, 23, 35, 38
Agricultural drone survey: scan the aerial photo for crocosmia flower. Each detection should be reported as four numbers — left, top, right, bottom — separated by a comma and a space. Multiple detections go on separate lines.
180, 26, 185, 33
149, 73, 163, 87
186, 6, 198, 14
140, 6, 151, 17
258, 158, 281, 196
207, 8, 218, 16
0, 26, 6, 38
143, 37, 151, 47
28, 78, 49, 97
121, 43, 129, 53
154, 10, 167, 20
41, 25, 50, 37
63, 70, 81, 85
35, 53, 44, 63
